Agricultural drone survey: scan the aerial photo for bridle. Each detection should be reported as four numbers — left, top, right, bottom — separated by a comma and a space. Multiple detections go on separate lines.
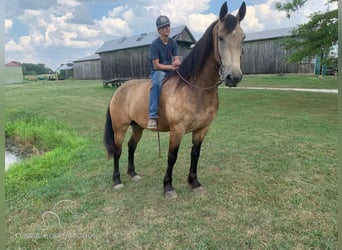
175, 22, 225, 90
216, 53, 225, 86
214, 22, 226, 85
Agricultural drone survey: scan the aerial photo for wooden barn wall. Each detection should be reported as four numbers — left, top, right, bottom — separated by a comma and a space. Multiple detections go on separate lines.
100, 47, 149, 80
74, 60, 101, 80
100, 43, 192, 81
241, 39, 314, 74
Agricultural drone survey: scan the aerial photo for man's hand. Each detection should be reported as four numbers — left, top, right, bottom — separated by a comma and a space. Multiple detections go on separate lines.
172, 57, 181, 70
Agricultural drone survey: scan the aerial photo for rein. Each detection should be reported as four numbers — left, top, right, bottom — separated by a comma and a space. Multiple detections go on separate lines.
175, 69, 223, 90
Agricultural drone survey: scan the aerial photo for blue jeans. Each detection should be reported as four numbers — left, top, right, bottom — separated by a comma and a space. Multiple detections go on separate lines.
149, 71, 168, 119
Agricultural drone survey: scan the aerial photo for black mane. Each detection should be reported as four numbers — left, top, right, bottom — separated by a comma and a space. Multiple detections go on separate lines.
171, 14, 238, 82
174, 20, 218, 81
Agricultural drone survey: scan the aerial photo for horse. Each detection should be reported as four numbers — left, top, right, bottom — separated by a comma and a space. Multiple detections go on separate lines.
104, 1, 246, 198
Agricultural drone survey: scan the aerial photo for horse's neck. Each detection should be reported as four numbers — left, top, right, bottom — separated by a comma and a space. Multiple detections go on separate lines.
195, 53, 220, 88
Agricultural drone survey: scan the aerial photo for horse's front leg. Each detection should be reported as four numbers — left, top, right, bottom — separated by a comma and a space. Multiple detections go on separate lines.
188, 128, 209, 195
163, 130, 184, 199
188, 142, 202, 188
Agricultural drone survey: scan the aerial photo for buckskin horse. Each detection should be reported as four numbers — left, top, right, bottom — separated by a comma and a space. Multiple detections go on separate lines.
104, 1, 246, 198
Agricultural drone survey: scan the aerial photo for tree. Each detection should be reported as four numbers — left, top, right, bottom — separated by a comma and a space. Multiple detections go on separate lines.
275, 0, 337, 73
21, 63, 54, 75
275, 0, 336, 18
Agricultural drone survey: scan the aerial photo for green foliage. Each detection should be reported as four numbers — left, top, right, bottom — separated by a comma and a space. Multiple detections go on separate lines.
58, 70, 66, 80
275, 0, 308, 18
275, 0, 337, 18
21, 63, 54, 75
5, 112, 87, 195
25, 70, 37, 76
275, 0, 337, 64
283, 9, 337, 64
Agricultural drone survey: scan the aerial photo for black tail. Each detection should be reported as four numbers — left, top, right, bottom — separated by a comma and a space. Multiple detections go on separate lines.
104, 106, 115, 157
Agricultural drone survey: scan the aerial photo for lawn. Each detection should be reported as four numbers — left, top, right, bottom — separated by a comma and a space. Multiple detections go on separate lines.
240, 74, 338, 89
5, 75, 337, 249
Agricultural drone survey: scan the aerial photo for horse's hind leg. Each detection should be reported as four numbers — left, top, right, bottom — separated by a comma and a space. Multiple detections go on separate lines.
127, 122, 143, 182
112, 144, 123, 189
112, 127, 128, 189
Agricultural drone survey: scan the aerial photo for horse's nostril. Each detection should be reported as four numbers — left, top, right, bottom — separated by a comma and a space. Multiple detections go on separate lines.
225, 74, 242, 87
235, 75, 242, 83
226, 74, 242, 83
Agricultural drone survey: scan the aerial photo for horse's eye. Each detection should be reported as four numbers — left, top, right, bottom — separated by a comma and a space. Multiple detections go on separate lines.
218, 36, 224, 42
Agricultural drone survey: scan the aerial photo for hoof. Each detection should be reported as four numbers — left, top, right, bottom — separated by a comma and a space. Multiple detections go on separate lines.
165, 190, 178, 199
131, 175, 142, 182
113, 183, 124, 190
193, 186, 205, 196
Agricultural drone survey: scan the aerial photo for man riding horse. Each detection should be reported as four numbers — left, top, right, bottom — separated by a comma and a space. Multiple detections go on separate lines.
147, 15, 181, 129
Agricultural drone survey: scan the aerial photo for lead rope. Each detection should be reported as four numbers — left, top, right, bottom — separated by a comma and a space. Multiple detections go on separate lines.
157, 120, 161, 157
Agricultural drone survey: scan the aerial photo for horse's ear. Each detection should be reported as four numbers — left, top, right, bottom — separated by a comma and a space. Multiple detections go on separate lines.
219, 2, 228, 21
237, 2, 246, 22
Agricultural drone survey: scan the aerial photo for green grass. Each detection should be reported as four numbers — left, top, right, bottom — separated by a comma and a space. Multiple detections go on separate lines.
5, 75, 337, 249
5, 112, 87, 194
240, 74, 338, 89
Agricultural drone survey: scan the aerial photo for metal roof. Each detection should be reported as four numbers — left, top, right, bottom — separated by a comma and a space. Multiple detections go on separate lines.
73, 54, 100, 62
96, 25, 194, 54
56, 63, 73, 71
245, 27, 294, 42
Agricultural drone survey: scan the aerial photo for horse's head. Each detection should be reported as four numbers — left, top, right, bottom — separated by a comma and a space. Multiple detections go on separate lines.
215, 2, 246, 87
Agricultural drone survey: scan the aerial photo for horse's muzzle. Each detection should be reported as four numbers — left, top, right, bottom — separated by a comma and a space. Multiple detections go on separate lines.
225, 73, 242, 87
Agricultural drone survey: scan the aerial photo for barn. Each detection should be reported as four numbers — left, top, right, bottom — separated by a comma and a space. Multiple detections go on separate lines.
96, 25, 196, 83
56, 63, 74, 80
5, 61, 23, 84
242, 27, 315, 74
73, 54, 101, 80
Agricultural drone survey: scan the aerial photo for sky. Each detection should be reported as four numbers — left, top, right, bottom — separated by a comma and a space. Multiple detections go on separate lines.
5, 0, 337, 71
